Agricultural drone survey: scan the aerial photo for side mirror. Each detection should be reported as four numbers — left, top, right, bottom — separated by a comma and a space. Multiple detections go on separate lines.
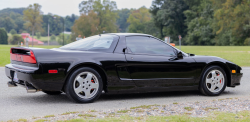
189, 53, 195, 56
122, 48, 127, 54
177, 52, 183, 59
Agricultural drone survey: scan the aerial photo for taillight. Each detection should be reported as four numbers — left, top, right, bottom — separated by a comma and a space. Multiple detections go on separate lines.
10, 48, 37, 64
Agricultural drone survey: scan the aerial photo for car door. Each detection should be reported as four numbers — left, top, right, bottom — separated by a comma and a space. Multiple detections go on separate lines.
124, 36, 197, 92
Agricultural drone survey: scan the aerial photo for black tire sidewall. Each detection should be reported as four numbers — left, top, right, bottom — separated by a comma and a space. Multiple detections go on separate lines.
200, 66, 227, 96
65, 67, 103, 103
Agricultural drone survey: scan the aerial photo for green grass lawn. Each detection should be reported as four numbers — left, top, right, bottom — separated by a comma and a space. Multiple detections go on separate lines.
29, 111, 250, 122
178, 46, 250, 67
0, 45, 249, 67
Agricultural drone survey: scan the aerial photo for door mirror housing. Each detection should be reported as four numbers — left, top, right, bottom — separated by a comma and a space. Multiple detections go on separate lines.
177, 52, 183, 59
189, 53, 195, 56
123, 48, 127, 54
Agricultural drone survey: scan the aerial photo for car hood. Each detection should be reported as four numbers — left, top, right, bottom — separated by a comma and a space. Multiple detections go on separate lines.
191, 55, 241, 69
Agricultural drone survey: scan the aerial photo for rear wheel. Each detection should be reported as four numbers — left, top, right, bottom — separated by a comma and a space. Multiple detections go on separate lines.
65, 67, 103, 103
43, 91, 62, 95
199, 66, 227, 96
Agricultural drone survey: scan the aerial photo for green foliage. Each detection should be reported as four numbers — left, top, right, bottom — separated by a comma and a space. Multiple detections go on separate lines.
0, 8, 77, 36
0, 28, 8, 44
72, 10, 100, 39
184, 0, 215, 45
127, 7, 159, 37
0, 17, 17, 32
50, 34, 56, 41
42, 14, 63, 36
65, 14, 78, 32
244, 38, 250, 45
9, 34, 23, 45
2, 0, 250, 46
144, 20, 160, 38
116, 9, 131, 32
212, 0, 250, 46
23, 3, 43, 46
57, 33, 71, 45
36, 32, 41, 39
0, 8, 26, 15
127, 7, 151, 33
93, 0, 118, 33
76, 0, 118, 37
10, 29, 17, 35
150, 0, 188, 42
41, 14, 78, 37
0, 8, 25, 33
72, 0, 118, 40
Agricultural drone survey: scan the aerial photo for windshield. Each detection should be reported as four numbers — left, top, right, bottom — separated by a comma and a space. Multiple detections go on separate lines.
60, 35, 116, 51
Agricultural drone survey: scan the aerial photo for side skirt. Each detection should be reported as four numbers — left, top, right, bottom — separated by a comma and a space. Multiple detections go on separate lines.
106, 85, 199, 94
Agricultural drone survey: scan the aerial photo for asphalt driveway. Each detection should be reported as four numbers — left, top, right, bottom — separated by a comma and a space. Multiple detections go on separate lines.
0, 67, 249, 121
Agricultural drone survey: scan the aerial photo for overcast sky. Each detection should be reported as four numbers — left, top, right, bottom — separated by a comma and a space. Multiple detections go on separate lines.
0, 0, 153, 16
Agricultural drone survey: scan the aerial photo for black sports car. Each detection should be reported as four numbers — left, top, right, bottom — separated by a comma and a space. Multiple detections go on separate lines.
5, 33, 243, 103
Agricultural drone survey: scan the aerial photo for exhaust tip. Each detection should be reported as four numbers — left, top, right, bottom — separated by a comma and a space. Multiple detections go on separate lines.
26, 89, 37, 93
26, 85, 37, 93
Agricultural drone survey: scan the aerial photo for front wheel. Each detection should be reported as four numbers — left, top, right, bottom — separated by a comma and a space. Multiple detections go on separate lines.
65, 67, 103, 103
199, 66, 227, 96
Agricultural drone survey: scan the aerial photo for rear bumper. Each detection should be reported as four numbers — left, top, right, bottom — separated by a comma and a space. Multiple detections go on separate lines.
230, 73, 243, 87
5, 64, 65, 91
5, 64, 39, 88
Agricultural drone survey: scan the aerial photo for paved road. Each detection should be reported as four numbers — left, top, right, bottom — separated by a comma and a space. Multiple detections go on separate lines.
0, 67, 249, 121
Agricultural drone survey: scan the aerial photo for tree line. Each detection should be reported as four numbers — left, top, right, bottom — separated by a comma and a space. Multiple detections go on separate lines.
73, 0, 250, 46
0, 7, 78, 36
1, 0, 250, 46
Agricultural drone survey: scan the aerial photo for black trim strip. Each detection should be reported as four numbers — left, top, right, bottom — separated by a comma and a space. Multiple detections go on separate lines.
120, 78, 194, 81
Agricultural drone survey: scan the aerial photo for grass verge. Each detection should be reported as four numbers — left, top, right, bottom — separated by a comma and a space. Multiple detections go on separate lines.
179, 46, 250, 66
60, 111, 250, 122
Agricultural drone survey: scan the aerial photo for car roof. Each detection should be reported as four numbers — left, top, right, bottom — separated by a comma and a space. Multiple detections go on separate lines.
104, 33, 151, 37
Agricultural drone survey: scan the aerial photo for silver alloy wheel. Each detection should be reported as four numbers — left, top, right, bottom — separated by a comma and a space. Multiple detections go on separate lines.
206, 70, 225, 93
73, 72, 99, 99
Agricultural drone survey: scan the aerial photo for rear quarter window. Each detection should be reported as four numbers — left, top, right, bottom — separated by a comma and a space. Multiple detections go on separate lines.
60, 35, 119, 53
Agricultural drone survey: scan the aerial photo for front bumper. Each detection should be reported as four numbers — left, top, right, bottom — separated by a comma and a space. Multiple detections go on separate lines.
5, 64, 65, 91
230, 73, 243, 87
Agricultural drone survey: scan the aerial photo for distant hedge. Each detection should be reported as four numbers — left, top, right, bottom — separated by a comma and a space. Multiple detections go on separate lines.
9, 34, 23, 45
0, 28, 8, 44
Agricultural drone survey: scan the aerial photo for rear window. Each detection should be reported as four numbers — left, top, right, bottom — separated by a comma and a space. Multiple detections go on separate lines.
60, 35, 118, 52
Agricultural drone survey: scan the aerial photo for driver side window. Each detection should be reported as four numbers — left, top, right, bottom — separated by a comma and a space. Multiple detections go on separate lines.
126, 36, 176, 56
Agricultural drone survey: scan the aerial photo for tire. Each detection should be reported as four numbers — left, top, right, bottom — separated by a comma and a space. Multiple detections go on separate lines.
64, 67, 103, 103
199, 65, 227, 96
43, 91, 62, 95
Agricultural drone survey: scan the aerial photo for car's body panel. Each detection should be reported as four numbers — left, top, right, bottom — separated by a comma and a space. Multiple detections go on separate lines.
5, 33, 243, 94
